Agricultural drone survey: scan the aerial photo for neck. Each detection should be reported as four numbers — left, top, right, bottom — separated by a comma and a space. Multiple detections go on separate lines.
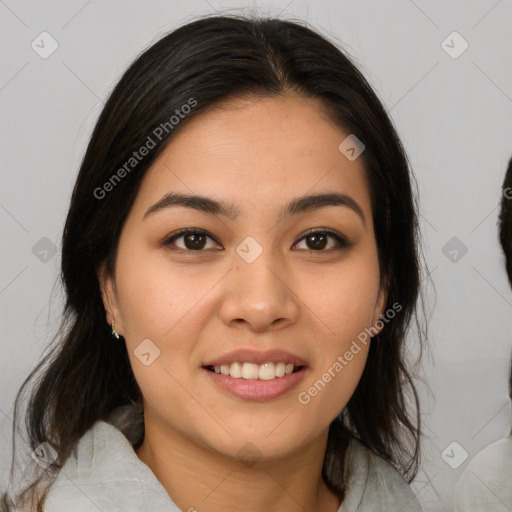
135, 413, 342, 512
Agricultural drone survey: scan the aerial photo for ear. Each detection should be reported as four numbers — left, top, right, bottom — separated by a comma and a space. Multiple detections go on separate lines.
371, 284, 388, 335
97, 263, 123, 334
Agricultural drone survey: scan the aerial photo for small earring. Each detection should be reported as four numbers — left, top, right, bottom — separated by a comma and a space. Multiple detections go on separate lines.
111, 320, 120, 339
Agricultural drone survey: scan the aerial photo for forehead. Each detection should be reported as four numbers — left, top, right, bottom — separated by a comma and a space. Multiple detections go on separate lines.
134, 94, 372, 221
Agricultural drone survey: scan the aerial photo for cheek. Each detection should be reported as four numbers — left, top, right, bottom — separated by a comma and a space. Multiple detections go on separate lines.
297, 336, 370, 423
293, 251, 380, 410
114, 239, 202, 342
297, 279, 375, 418
297, 259, 381, 343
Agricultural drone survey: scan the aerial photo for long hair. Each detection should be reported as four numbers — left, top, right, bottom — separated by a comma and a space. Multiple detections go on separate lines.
2, 14, 426, 510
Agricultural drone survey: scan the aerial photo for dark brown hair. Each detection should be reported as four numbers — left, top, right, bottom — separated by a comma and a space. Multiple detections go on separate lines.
2, 14, 426, 510
498, 157, 512, 289
498, 156, 512, 404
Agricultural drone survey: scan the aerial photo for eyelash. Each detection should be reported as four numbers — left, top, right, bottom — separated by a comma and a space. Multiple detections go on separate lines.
162, 228, 350, 253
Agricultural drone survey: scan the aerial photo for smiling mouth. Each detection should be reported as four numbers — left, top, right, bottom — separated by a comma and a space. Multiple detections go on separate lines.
203, 362, 305, 380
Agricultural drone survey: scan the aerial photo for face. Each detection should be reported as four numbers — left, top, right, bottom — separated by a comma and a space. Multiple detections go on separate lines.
99, 93, 386, 460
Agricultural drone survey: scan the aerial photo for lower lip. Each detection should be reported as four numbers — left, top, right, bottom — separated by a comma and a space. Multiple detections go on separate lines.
202, 367, 307, 401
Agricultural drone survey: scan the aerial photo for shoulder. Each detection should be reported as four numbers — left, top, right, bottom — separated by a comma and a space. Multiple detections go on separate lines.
341, 437, 422, 512
43, 420, 178, 512
454, 435, 512, 511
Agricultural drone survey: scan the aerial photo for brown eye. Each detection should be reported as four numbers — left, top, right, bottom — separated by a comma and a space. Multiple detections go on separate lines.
164, 229, 221, 252
293, 229, 349, 251
163, 228, 349, 253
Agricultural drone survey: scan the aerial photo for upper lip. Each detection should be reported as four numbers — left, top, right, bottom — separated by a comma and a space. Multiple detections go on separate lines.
202, 348, 308, 367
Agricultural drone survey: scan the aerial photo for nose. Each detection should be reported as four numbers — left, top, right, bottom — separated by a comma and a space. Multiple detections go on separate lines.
219, 250, 299, 332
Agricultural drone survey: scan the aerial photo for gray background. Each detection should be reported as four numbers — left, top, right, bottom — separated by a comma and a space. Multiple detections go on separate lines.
1, 1, 511, 510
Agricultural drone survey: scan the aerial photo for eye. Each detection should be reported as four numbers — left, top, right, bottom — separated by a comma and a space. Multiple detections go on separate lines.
163, 228, 222, 252
292, 229, 349, 252
162, 228, 350, 253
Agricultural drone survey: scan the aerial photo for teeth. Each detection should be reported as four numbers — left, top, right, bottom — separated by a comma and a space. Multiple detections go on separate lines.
230, 361, 242, 379
259, 363, 275, 381
211, 361, 300, 380
242, 362, 259, 379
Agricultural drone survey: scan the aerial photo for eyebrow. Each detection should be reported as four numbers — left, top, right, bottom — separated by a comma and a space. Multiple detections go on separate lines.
143, 191, 366, 226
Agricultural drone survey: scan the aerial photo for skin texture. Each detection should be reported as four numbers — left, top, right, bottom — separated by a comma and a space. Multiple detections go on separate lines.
99, 93, 386, 512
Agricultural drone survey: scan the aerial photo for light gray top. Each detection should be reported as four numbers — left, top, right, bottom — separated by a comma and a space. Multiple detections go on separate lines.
42, 420, 422, 511
454, 434, 512, 512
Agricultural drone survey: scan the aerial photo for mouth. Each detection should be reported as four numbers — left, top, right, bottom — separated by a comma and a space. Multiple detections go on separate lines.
203, 362, 305, 380
201, 349, 308, 400
201, 361, 308, 401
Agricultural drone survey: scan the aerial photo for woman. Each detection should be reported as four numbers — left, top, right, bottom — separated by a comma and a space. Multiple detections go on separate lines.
2, 14, 425, 512
454, 157, 512, 511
